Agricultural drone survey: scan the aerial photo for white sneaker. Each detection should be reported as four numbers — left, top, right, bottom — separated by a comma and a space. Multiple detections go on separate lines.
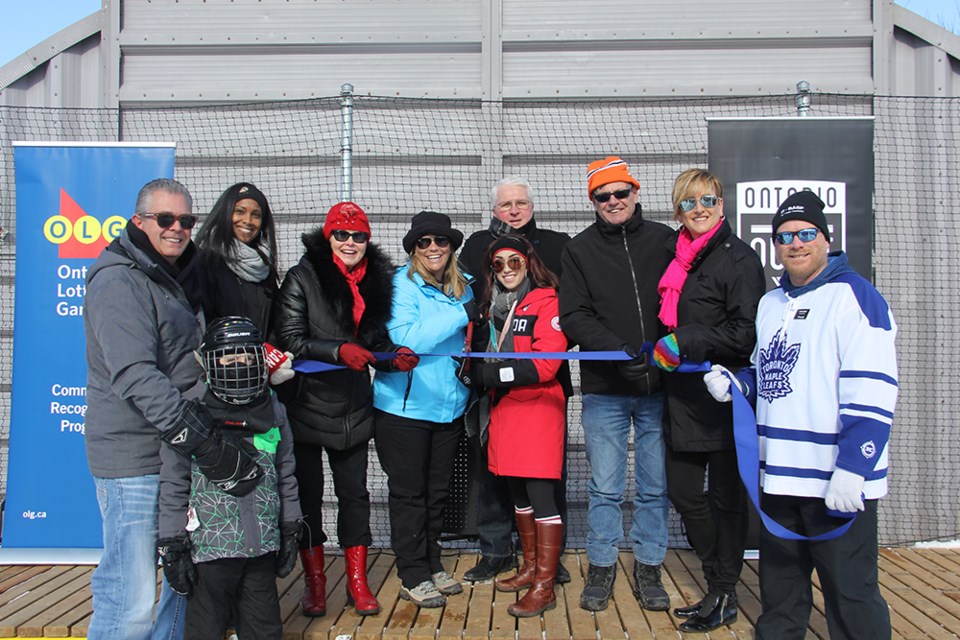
400, 580, 446, 607
431, 570, 463, 595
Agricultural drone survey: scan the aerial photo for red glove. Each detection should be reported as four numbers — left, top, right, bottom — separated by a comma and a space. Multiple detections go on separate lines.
393, 347, 419, 372
264, 343, 295, 384
338, 342, 376, 370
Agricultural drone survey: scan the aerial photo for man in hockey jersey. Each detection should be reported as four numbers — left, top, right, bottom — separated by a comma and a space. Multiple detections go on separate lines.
704, 190, 897, 639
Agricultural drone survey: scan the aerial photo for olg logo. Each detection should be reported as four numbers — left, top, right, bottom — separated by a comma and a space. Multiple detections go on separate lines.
42, 189, 125, 259
736, 180, 845, 287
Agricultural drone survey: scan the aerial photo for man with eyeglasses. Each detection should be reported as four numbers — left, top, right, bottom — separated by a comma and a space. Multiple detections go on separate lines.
459, 176, 573, 584
558, 156, 674, 613
705, 190, 897, 639
84, 178, 262, 640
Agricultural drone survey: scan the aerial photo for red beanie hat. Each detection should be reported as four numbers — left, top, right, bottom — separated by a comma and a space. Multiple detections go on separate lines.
586, 156, 641, 197
323, 201, 371, 239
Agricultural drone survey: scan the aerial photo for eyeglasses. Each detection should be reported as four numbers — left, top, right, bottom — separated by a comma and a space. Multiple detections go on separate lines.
492, 255, 526, 273
141, 212, 198, 230
774, 228, 820, 245
592, 188, 633, 203
495, 199, 532, 213
415, 236, 451, 250
331, 229, 370, 243
678, 195, 720, 212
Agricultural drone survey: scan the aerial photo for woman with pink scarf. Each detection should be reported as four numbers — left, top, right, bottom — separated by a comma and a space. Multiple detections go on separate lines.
651, 169, 765, 633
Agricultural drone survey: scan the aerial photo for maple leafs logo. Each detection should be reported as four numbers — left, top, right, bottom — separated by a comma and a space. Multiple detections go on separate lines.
758, 330, 800, 402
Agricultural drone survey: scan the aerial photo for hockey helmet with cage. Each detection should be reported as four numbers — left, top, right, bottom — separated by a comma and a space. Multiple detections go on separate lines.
199, 316, 268, 405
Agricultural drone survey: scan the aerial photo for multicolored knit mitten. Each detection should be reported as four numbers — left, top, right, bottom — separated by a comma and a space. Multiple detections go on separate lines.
653, 333, 681, 371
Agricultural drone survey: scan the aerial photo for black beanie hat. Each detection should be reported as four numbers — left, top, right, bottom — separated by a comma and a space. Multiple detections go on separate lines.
230, 182, 269, 213
488, 234, 530, 260
771, 191, 831, 243
402, 210, 464, 254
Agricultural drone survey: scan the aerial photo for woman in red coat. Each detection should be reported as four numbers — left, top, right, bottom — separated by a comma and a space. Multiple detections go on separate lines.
471, 234, 568, 618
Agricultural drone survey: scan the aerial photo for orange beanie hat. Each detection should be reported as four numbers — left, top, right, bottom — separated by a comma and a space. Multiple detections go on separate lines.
586, 156, 640, 196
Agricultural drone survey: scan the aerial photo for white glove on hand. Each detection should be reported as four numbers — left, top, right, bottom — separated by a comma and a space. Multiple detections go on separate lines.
704, 364, 740, 402
824, 468, 866, 513
269, 355, 295, 385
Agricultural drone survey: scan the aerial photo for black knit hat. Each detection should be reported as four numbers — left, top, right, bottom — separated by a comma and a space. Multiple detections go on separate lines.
489, 234, 529, 260
229, 182, 269, 213
771, 191, 831, 243
402, 210, 464, 254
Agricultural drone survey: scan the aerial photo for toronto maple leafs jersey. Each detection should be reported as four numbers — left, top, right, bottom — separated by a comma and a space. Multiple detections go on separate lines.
752, 253, 898, 500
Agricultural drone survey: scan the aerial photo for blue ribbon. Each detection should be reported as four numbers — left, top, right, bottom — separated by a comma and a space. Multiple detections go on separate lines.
724, 368, 856, 541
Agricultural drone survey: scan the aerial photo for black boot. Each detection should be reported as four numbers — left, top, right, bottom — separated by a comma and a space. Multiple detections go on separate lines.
632, 561, 670, 611
673, 595, 707, 618
679, 592, 738, 632
579, 563, 616, 611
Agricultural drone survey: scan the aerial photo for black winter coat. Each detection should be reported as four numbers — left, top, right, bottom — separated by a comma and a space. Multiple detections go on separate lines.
269, 231, 396, 450
661, 219, 765, 452
198, 250, 278, 333
559, 208, 673, 396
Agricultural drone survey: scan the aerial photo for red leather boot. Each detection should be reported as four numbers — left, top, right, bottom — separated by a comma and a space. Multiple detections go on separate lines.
344, 545, 381, 616
496, 508, 537, 592
508, 520, 562, 617
299, 546, 327, 617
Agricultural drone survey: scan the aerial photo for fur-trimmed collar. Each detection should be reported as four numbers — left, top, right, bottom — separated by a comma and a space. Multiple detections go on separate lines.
300, 228, 395, 343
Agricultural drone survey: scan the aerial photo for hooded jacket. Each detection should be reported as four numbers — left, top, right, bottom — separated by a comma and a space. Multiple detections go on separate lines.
84, 226, 203, 478
660, 219, 765, 452
270, 230, 396, 450
559, 207, 673, 396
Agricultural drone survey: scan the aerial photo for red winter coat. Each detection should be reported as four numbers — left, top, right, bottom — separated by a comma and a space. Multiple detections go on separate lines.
486, 287, 567, 479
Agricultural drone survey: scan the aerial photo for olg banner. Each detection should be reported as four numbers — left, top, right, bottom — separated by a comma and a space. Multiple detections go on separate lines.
5, 143, 175, 552
707, 117, 875, 288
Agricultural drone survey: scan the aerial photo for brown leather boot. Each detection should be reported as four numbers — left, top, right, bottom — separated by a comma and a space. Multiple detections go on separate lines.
508, 520, 562, 618
299, 546, 327, 617
495, 508, 537, 592
344, 546, 381, 616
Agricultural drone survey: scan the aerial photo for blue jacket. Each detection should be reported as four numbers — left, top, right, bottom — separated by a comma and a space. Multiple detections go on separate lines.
373, 266, 473, 423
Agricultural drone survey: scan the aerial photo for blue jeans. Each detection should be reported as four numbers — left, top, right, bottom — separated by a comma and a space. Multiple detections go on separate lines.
581, 393, 668, 567
88, 475, 186, 640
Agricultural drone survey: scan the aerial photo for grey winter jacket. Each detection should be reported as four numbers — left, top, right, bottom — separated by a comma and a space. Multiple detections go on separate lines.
84, 229, 203, 478
158, 393, 302, 562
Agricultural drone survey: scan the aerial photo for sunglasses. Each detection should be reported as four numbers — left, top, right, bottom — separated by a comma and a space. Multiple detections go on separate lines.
331, 229, 370, 243
678, 195, 720, 212
415, 236, 451, 250
492, 255, 526, 274
141, 212, 198, 230
592, 188, 634, 203
774, 228, 820, 245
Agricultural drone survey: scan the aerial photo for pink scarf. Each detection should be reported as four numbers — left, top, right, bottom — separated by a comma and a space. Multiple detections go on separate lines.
333, 254, 368, 334
657, 220, 724, 331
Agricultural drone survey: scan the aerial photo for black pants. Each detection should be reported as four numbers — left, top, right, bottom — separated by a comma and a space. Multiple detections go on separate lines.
665, 446, 747, 594
185, 553, 281, 640
756, 495, 890, 640
472, 416, 569, 557
293, 439, 372, 549
374, 409, 464, 588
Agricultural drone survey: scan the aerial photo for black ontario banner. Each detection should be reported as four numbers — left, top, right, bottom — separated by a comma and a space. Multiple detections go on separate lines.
707, 117, 875, 290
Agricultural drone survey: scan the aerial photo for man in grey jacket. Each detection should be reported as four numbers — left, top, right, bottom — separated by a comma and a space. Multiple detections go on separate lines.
84, 178, 260, 640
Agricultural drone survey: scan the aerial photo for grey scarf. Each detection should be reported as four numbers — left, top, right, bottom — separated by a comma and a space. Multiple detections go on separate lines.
227, 238, 272, 283
490, 279, 531, 354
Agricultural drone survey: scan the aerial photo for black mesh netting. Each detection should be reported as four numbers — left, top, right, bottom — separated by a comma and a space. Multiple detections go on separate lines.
0, 93, 956, 548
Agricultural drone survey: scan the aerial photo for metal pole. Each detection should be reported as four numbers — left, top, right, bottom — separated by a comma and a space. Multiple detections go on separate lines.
795, 80, 812, 117
339, 83, 355, 201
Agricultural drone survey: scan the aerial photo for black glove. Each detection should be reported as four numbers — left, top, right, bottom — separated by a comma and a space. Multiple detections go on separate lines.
195, 436, 264, 497
162, 399, 217, 457
616, 345, 650, 383
276, 520, 303, 578
158, 535, 197, 597
452, 356, 473, 388
473, 359, 540, 389
462, 299, 481, 324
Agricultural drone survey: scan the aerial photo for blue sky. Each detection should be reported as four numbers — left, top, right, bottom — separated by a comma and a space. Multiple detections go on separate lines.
0, 0, 958, 69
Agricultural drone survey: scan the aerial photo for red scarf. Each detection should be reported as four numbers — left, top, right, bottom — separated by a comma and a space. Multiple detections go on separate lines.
657, 220, 724, 331
333, 254, 368, 334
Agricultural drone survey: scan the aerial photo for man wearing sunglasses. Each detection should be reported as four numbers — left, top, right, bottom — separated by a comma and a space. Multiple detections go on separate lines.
705, 190, 897, 639
460, 176, 573, 585
85, 178, 262, 640
558, 156, 674, 613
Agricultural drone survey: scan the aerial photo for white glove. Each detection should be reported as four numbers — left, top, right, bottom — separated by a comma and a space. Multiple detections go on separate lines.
266, 346, 296, 386
704, 364, 740, 402
824, 468, 866, 513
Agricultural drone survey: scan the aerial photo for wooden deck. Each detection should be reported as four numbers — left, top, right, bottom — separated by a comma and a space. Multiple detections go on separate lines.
1, 548, 959, 639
